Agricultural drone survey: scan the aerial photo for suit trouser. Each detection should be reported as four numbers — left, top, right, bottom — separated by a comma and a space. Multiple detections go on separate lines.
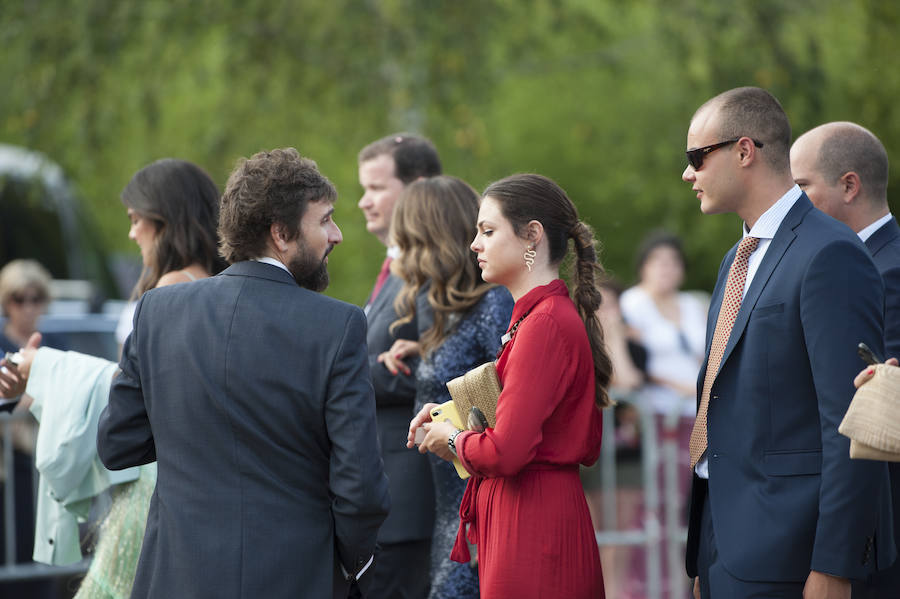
368, 539, 431, 599
697, 492, 803, 599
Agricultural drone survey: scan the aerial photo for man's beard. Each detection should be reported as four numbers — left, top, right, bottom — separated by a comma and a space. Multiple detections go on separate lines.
287, 241, 332, 292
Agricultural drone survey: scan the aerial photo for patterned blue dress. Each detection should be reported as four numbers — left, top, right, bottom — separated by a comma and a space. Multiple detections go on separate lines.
414, 286, 514, 599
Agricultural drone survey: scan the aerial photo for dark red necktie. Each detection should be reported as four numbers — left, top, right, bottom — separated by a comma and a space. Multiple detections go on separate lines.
368, 257, 393, 306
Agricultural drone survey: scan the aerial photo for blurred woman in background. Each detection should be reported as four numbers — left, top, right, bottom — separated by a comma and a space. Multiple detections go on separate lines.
383, 175, 513, 598
619, 231, 707, 599
0, 259, 66, 599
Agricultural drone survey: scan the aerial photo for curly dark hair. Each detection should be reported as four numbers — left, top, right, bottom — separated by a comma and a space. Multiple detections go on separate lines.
218, 148, 337, 264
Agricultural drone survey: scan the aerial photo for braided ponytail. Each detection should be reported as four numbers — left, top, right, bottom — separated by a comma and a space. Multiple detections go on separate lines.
570, 221, 613, 408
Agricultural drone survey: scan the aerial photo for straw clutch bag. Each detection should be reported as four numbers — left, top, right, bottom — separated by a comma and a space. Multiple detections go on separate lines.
446, 361, 501, 429
839, 363, 900, 461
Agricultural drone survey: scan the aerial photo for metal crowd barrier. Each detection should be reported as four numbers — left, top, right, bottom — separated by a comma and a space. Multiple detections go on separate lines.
594, 390, 690, 599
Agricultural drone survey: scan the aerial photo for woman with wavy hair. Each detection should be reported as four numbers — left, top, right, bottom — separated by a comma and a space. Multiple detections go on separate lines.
382, 175, 512, 598
409, 173, 610, 598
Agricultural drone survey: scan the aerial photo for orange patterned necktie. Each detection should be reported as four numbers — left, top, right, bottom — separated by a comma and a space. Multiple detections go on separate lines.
689, 236, 760, 469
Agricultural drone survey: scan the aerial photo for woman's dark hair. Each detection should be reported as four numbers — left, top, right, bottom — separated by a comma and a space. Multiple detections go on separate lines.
482, 173, 612, 408
390, 176, 493, 355
634, 230, 686, 279
122, 158, 226, 299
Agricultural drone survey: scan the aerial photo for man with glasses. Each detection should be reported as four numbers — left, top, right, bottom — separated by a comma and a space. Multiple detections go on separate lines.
681, 87, 894, 598
791, 122, 900, 598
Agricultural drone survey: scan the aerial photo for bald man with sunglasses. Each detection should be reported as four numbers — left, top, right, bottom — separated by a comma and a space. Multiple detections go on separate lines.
682, 88, 894, 599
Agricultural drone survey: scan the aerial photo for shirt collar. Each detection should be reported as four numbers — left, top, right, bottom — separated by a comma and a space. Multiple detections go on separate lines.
743, 184, 802, 240
858, 213, 894, 242
252, 256, 291, 274
509, 279, 569, 325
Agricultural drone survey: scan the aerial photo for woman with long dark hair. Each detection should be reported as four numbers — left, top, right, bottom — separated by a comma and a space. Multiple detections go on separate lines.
385, 176, 512, 598
408, 173, 610, 598
0, 158, 224, 599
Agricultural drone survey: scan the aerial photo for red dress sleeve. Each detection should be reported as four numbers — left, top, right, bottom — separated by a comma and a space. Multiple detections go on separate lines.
457, 312, 578, 477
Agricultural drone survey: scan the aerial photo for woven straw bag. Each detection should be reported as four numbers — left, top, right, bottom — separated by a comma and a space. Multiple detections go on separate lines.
839, 363, 900, 461
446, 362, 501, 429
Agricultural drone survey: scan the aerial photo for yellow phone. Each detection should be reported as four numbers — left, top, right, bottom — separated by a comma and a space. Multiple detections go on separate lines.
430, 400, 471, 479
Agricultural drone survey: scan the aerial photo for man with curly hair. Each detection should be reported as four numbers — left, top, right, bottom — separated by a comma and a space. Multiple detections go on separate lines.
99, 148, 390, 599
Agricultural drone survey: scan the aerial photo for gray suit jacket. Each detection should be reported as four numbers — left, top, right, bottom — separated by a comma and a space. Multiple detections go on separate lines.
364, 274, 435, 544
98, 261, 390, 599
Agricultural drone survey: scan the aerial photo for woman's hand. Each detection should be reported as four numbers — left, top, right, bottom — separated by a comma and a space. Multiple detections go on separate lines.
0, 332, 41, 399
407, 402, 439, 448
418, 419, 459, 462
377, 339, 421, 376
854, 357, 899, 388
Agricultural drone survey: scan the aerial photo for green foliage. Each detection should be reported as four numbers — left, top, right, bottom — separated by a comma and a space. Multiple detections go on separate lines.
2, 0, 898, 303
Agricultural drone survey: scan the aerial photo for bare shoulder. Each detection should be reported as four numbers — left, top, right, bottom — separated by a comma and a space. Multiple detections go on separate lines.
156, 270, 192, 288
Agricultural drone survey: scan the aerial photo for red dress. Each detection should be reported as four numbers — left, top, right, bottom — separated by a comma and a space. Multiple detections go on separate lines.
453, 280, 605, 598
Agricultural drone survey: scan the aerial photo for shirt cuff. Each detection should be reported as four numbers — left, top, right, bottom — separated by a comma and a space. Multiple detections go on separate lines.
340, 553, 375, 581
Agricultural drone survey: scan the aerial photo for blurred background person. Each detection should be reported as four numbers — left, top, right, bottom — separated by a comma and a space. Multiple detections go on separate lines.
385, 176, 513, 598
357, 133, 442, 599
0, 158, 224, 599
409, 173, 610, 598
619, 231, 706, 599
0, 258, 65, 599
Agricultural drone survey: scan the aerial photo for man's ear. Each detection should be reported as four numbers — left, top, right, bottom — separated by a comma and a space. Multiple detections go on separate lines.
270, 223, 290, 252
840, 171, 862, 204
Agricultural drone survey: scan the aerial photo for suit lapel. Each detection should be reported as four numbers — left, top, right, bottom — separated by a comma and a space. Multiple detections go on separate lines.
716, 196, 812, 375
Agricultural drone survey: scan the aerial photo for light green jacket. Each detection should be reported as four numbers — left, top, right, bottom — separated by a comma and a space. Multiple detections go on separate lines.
27, 347, 141, 565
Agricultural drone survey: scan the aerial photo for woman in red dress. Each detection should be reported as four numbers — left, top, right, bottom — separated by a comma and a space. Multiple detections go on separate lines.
408, 173, 612, 598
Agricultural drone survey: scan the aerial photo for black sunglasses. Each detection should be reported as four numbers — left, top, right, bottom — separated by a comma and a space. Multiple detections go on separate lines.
686, 138, 764, 170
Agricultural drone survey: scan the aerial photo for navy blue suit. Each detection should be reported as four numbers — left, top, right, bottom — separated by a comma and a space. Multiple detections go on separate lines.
855, 216, 900, 597
686, 196, 896, 587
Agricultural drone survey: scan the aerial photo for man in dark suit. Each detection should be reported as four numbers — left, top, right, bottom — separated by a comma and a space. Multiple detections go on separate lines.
682, 88, 895, 598
791, 122, 900, 597
97, 148, 390, 599
356, 133, 441, 598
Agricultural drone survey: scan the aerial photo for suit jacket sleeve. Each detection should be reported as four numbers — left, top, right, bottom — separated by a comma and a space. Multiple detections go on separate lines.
327, 307, 391, 575
97, 295, 157, 470
802, 240, 889, 577
882, 264, 900, 359
368, 285, 430, 405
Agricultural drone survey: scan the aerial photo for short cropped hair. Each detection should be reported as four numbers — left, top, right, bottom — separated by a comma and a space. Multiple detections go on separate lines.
218, 148, 336, 264
357, 133, 442, 183
699, 87, 792, 173
0, 259, 51, 316
817, 123, 889, 204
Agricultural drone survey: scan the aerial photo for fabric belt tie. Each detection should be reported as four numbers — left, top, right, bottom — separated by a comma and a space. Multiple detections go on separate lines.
451, 476, 481, 563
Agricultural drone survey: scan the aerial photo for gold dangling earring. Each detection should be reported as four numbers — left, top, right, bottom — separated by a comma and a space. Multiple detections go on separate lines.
524, 244, 536, 272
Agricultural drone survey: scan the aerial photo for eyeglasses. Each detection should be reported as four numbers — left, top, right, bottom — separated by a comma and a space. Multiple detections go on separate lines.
685, 138, 764, 170
10, 293, 47, 306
